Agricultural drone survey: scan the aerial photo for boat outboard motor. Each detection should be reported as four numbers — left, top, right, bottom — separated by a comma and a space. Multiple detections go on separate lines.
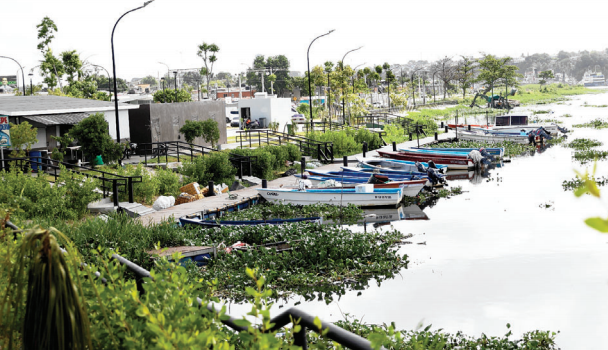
556, 125, 569, 134
427, 160, 438, 169
537, 127, 553, 141
467, 150, 485, 167
415, 161, 427, 173
426, 167, 445, 186
479, 147, 494, 161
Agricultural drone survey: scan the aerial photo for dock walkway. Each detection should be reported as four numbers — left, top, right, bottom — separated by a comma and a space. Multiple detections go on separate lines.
138, 131, 454, 225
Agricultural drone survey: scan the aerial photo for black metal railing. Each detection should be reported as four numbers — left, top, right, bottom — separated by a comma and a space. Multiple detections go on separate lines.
236, 129, 334, 164
0, 157, 141, 207
137, 140, 257, 179
112, 253, 383, 349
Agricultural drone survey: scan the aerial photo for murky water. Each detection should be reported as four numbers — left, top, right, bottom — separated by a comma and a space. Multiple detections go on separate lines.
227, 94, 608, 349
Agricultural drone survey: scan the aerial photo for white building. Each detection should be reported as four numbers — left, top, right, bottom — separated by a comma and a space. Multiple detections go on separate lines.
0, 95, 138, 150
237, 92, 291, 130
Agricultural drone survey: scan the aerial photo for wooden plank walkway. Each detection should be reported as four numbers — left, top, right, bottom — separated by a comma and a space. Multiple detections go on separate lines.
138, 131, 455, 225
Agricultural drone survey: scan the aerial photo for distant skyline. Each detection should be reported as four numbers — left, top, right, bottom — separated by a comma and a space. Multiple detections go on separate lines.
2, 0, 607, 85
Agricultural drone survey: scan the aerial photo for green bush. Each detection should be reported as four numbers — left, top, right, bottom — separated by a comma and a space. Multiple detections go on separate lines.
232, 145, 300, 180
70, 113, 124, 164
155, 167, 181, 196
0, 166, 100, 220
181, 151, 236, 186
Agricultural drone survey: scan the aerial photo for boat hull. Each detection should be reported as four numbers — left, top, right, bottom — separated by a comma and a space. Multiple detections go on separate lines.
456, 130, 530, 144
257, 188, 404, 207
377, 151, 474, 170
179, 216, 321, 228
411, 147, 504, 157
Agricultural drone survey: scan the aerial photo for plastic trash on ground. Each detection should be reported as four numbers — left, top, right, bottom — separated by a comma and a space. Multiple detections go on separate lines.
153, 195, 175, 211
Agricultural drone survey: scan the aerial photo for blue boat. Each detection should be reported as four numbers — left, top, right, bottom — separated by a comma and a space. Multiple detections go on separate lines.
179, 216, 322, 228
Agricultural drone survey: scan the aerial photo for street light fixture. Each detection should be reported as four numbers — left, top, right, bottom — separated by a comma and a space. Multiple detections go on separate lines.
111, 0, 155, 143
340, 46, 363, 124
90, 64, 111, 100
307, 29, 335, 130
0, 56, 26, 96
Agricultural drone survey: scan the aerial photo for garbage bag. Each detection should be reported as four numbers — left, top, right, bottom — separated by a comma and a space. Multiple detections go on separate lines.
153, 195, 175, 211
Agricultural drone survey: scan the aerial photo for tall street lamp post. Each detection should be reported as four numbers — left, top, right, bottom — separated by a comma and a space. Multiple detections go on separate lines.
432, 70, 439, 103
307, 29, 334, 130
28, 72, 33, 95
173, 71, 178, 103
111, 0, 155, 143
340, 46, 362, 125
161, 77, 165, 102
0, 56, 26, 96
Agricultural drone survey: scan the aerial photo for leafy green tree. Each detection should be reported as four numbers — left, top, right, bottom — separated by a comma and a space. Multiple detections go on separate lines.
179, 120, 204, 144
476, 54, 507, 98
141, 75, 157, 87
197, 42, 219, 98
9, 122, 38, 158
152, 88, 192, 103
70, 113, 123, 164
60, 50, 83, 83
37, 17, 64, 90
245, 55, 292, 95
538, 70, 555, 88
201, 119, 220, 148
456, 56, 476, 98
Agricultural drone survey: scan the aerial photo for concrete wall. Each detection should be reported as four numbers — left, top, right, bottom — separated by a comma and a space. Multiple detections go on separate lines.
104, 109, 131, 142
237, 96, 292, 131
147, 101, 227, 146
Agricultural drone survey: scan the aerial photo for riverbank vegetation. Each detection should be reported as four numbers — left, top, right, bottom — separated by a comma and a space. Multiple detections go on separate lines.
573, 118, 608, 129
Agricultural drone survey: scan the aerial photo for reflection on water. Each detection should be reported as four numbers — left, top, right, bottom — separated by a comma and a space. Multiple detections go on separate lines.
226, 94, 608, 349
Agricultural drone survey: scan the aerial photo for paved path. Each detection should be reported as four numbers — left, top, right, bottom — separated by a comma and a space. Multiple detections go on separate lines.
138, 130, 455, 225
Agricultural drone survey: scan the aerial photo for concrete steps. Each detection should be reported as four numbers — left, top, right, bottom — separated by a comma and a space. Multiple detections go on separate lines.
87, 198, 156, 217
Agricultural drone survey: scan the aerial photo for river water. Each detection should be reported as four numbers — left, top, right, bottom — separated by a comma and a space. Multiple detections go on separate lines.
228, 93, 608, 349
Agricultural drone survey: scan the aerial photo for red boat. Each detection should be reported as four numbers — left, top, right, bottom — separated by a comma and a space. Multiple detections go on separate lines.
320, 179, 428, 189
398, 149, 470, 159
377, 150, 475, 170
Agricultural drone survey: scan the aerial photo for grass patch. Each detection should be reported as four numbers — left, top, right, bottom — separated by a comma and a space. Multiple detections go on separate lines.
566, 138, 603, 150
572, 149, 608, 164
573, 118, 608, 129
562, 175, 608, 191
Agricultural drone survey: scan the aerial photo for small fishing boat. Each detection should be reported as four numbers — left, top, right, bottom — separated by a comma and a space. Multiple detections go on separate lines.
356, 157, 448, 173
257, 187, 405, 207
179, 216, 322, 228
307, 168, 428, 180
377, 150, 475, 170
456, 129, 531, 144
448, 123, 492, 129
411, 147, 504, 157
487, 114, 559, 135
296, 174, 427, 188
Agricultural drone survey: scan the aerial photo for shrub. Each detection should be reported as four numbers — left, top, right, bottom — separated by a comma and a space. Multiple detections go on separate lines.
70, 113, 124, 164
179, 120, 204, 144
155, 167, 181, 196
181, 151, 236, 186
201, 119, 220, 148
284, 143, 301, 161
8, 121, 38, 158
0, 165, 100, 220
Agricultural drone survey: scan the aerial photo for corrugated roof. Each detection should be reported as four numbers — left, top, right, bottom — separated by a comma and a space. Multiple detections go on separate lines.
0, 95, 138, 116
22, 113, 90, 126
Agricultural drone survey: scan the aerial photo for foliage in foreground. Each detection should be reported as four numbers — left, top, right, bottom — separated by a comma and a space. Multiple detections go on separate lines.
306, 128, 383, 157
575, 164, 608, 233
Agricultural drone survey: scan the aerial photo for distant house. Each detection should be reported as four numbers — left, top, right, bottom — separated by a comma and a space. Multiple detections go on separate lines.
0, 95, 138, 150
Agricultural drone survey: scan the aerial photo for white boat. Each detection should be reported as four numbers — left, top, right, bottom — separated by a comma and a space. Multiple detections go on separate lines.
481, 114, 559, 135
456, 129, 531, 144
256, 187, 405, 207
581, 68, 606, 87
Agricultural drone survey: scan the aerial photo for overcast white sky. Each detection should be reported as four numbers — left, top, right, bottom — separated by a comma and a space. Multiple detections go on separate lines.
1, 0, 606, 84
